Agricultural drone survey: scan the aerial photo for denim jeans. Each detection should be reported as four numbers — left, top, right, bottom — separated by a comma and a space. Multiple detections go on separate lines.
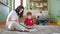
36, 19, 49, 25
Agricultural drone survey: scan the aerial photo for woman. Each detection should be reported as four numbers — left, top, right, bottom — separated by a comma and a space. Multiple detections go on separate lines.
6, 6, 37, 32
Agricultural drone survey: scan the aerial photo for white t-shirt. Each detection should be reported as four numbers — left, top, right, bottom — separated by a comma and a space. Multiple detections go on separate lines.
6, 10, 18, 26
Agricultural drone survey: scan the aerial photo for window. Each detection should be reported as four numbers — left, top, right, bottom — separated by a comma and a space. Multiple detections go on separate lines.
15, 0, 21, 9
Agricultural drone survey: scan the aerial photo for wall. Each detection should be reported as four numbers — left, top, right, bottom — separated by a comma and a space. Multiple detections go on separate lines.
48, 0, 60, 22
0, 0, 14, 22
0, 4, 9, 22
24, 10, 39, 16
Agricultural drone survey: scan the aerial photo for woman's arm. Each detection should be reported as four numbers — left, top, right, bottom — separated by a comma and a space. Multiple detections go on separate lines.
7, 17, 13, 22
7, 16, 19, 22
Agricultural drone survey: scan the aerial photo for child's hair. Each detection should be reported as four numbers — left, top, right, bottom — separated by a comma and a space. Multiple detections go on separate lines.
27, 12, 32, 16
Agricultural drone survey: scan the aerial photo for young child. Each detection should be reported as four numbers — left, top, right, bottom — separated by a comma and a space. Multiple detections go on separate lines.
24, 12, 34, 27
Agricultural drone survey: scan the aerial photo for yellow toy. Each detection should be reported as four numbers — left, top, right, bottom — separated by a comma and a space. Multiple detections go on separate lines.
57, 20, 60, 26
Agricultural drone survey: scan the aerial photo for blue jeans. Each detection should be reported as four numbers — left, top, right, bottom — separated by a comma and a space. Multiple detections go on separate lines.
36, 19, 49, 25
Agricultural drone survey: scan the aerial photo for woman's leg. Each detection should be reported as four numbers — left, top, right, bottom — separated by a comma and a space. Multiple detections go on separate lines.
6, 22, 15, 30
6, 22, 37, 32
13, 22, 26, 31
13, 22, 37, 32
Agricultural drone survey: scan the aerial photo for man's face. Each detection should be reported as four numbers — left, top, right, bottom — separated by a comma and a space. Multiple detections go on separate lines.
39, 9, 43, 13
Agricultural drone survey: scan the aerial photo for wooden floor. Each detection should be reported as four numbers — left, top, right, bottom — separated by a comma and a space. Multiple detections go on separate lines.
0, 22, 6, 28
0, 22, 57, 29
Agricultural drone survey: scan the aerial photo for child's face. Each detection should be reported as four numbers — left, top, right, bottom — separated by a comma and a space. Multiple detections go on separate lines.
27, 15, 32, 19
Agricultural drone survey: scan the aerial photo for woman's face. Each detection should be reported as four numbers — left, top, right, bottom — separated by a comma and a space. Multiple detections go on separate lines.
19, 9, 23, 13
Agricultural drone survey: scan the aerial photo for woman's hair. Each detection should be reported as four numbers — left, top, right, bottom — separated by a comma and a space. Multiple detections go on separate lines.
15, 6, 24, 17
27, 12, 32, 16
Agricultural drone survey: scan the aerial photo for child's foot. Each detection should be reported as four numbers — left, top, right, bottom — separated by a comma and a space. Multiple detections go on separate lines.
30, 29, 38, 32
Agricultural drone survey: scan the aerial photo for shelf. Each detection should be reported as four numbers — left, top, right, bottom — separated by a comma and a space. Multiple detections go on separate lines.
30, 0, 48, 10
